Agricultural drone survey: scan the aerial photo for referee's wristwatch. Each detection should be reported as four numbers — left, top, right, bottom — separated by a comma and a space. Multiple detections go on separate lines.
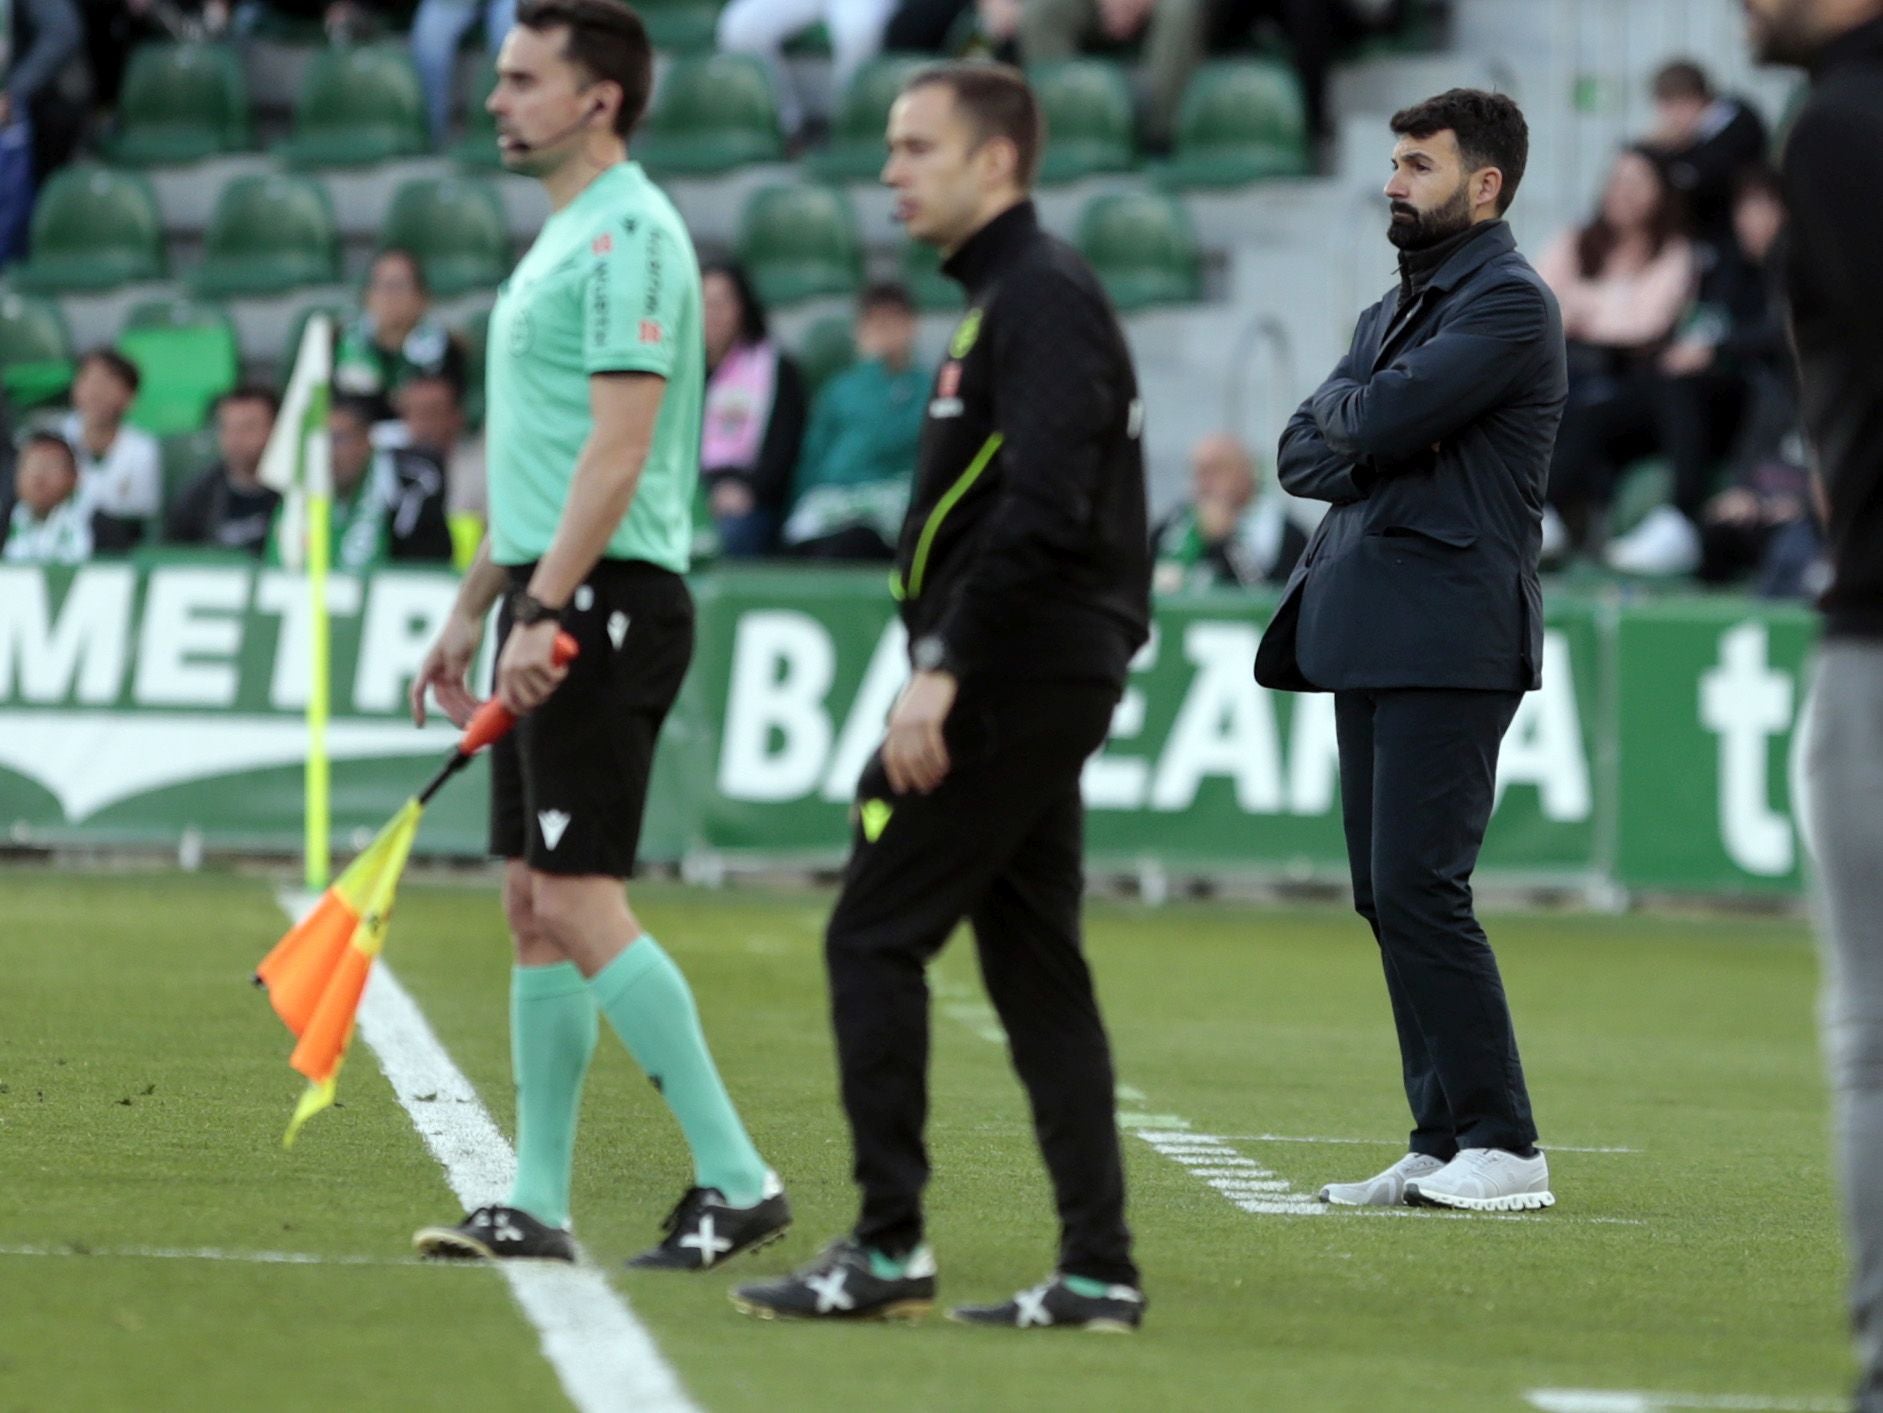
510, 589, 565, 628
910, 635, 955, 675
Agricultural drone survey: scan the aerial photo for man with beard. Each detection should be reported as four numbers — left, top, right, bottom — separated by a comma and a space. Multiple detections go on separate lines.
1742, 1, 1883, 1408
1254, 89, 1566, 1213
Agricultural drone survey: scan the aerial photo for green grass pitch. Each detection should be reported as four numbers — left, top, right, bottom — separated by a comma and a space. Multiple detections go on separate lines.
0, 869, 1853, 1411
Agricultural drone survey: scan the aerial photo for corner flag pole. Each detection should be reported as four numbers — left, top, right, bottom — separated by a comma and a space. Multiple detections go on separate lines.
259, 313, 336, 890
303, 375, 333, 891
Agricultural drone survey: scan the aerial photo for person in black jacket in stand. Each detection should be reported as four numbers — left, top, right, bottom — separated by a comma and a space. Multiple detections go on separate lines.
1746, 3, 1883, 1410
735, 61, 1152, 1333
1255, 89, 1565, 1216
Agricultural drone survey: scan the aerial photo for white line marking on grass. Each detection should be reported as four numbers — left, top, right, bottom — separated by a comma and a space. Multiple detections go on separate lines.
1217, 1133, 1642, 1156
927, 981, 1645, 1226
0, 1243, 453, 1267
277, 890, 697, 1413
1526, 1390, 1842, 1412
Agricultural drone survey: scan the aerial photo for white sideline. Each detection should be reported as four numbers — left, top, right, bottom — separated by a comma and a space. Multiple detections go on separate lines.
0, 1243, 445, 1267
1526, 1390, 1842, 1412
277, 891, 698, 1413
933, 981, 1646, 1227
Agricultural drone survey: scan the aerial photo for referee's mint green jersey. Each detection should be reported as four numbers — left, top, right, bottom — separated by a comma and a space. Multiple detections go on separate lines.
486, 161, 701, 571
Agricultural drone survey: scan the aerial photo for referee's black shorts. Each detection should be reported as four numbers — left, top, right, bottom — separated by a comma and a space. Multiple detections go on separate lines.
489, 559, 693, 878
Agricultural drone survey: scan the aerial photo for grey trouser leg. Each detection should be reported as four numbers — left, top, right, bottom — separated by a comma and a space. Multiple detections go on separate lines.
1800, 641, 1883, 1413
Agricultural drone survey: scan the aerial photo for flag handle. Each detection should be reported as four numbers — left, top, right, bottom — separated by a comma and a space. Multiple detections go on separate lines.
417, 632, 580, 806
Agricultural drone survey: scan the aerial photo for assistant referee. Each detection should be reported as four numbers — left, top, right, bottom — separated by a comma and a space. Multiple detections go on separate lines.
735, 64, 1152, 1331
408, 0, 788, 1270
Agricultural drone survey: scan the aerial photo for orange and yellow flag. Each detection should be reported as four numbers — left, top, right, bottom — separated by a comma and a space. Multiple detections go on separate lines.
256, 799, 422, 1146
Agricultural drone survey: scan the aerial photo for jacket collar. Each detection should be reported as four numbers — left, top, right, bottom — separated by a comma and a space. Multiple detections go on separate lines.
1418, 218, 1516, 294
1814, 15, 1883, 78
942, 200, 1039, 298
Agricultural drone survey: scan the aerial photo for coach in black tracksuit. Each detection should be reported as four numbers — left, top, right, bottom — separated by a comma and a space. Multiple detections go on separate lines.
1257, 90, 1566, 1212
734, 64, 1152, 1331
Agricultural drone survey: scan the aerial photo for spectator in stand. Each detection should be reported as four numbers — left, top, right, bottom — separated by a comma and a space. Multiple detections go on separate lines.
333, 249, 467, 426
271, 395, 452, 571
1207, 1, 1396, 150
59, 348, 162, 552
1609, 163, 1791, 577
1019, 0, 1207, 152
391, 370, 487, 566
0, 0, 83, 267
1535, 146, 1697, 560
885, 0, 980, 51
2, 431, 92, 564
1640, 60, 1769, 260
701, 260, 807, 558
781, 282, 928, 561
164, 384, 282, 555
1152, 432, 1305, 591
411, 0, 515, 147
716, 0, 897, 143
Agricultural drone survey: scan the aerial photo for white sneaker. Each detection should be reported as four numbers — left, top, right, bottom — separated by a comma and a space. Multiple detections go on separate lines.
1606, 505, 1700, 576
1318, 1152, 1446, 1207
1406, 1148, 1554, 1212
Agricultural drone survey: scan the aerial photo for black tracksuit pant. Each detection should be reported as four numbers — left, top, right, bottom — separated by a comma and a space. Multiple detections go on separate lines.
825, 675, 1138, 1288
1334, 687, 1538, 1157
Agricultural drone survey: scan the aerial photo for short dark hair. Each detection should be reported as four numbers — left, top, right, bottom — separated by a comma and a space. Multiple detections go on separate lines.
904, 62, 1044, 190
1390, 89, 1530, 215
859, 281, 916, 316
216, 384, 281, 420
397, 371, 463, 407
1735, 160, 1784, 205
1652, 60, 1713, 103
21, 431, 78, 478
78, 347, 141, 395
371, 246, 429, 297
515, 0, 653, 137
329, 394, 379, 429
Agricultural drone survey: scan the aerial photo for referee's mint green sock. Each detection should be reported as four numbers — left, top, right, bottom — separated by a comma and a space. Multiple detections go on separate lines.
505, 962, 598, 1230
589, 937, 768, 1207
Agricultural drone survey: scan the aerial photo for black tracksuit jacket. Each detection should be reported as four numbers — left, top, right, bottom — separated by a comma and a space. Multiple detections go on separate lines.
1783, 17, 1883, 638
891, 201, 1151, 688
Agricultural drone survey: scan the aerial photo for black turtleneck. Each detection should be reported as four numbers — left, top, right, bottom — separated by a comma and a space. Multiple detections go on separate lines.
942, 200, 1040, 299
1398, 218, 1506, 303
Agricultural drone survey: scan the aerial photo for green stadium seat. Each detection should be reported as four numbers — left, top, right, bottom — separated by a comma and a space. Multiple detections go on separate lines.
191, 174, 341, 297
1076, 191, 1202, 310
275, 45, 430, 167
8, 166, 167, 293
637, 0, 723, 54
794, 314, 857, 397
898, 240, 962, 312
1029, 60, 1136, 184
1160, 61, 1312, 188
1608, 459, 1676, 543
100, 43, 251, 165
804, 54, 929, 183
636, 53, 784, 176
450, 60, 504, 171
381, 177, 512, 298
120, 299, 242, 436
735, 185, 863, 307
0, 291, 75, 408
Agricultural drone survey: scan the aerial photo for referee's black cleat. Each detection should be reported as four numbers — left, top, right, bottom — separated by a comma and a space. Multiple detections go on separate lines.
949, 1274, 1146, 1332
626, 1173, 791, 1271
413, 1204, 576, 1262
731, 1236, 937, 1322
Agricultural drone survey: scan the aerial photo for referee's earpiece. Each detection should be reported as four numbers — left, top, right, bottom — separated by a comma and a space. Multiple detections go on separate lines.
510, 98, 607, 153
